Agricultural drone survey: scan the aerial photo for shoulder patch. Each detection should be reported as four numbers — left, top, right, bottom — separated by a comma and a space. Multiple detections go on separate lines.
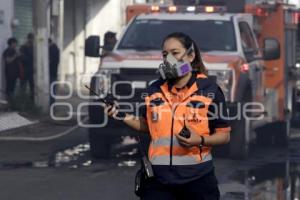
146, 78, 165, 96
149, 78, 165, 88
195, 76, 218, 97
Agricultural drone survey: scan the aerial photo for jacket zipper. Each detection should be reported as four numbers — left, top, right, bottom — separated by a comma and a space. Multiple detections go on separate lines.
170, 105, 179, 166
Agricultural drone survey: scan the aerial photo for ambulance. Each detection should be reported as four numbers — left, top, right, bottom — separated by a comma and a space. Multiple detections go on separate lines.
85, 0, 299, 158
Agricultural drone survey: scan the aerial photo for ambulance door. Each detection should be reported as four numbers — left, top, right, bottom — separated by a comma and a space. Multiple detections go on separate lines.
237, 16, 264, 103
284, 9, 298, 122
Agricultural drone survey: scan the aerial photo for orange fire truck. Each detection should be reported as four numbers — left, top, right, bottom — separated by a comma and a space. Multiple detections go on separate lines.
245, 3, 300, 140
85, 0, 300, 159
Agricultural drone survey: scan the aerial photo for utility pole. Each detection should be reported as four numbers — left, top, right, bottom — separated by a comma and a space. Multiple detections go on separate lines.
32, 0, 50, 113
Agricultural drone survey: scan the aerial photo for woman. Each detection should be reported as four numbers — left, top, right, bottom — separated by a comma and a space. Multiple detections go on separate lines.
105, 32, 231, 200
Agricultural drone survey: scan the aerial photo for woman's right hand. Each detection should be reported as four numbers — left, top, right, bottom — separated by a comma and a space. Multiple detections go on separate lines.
103, 103, 149, 132
104, 104, 119, 119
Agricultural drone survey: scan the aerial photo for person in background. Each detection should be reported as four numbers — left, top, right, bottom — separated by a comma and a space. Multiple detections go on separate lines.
20, 33, 34, 101
2, 37, 19, 100
102, 31, 117, 57
48, 38, 60, 106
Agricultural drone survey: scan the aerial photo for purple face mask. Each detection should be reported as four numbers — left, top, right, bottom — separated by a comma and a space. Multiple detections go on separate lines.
158, 45, 193, 80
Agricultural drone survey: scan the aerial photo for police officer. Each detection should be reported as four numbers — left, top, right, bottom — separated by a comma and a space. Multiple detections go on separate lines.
105, 32, 231, 200
2, 37, 19, 99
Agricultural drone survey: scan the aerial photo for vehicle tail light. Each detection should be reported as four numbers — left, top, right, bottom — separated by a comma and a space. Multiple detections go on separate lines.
255, 8, 268, 17
240, 63, 249, 73
293, 12, 299, 24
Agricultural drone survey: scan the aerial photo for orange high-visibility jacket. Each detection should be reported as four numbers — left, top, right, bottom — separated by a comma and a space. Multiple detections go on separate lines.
143, 73, 231, 166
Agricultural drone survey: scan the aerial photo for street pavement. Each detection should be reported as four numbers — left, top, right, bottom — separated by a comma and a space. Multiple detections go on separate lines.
0, 125, 300, 200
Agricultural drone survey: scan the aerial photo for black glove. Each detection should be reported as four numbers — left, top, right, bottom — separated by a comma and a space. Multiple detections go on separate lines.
105, 99, 126, 120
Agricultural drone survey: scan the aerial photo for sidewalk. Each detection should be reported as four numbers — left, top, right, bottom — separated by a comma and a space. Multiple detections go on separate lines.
0, 111, 38, 132
0, 115, 80, 141
0, 88, 88, 141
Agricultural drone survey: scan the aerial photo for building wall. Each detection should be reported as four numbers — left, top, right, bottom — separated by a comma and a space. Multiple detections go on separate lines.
0, 0, 14, 100
13, 0, 33, 45
60, 0, 133, 90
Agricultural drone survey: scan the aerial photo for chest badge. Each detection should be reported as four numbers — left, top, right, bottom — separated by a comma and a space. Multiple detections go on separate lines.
151, 112, 159, 122
187, 112, 202, 123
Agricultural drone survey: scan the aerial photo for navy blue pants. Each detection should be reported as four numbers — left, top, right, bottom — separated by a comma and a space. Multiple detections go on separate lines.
141, 170, 220, 200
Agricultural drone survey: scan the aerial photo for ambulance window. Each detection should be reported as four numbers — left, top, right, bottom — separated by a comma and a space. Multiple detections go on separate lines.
238, 22, 257, 52
118, 19, 236, 51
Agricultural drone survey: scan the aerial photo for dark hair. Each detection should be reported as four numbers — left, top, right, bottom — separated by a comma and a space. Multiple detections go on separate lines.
7, 37, 17, 46
27, 33, 34, 40
104, 31, 116, 43
162, 32, 207, 75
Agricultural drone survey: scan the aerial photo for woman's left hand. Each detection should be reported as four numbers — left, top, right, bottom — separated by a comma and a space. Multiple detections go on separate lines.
176, 130, 202, 148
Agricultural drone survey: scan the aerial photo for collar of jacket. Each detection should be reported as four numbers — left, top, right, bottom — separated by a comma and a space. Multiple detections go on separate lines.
160, 73, 207, 104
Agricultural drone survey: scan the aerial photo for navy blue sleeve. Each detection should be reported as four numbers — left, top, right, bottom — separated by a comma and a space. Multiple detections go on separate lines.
139, 104, 147, 120
208, 86, 231, 134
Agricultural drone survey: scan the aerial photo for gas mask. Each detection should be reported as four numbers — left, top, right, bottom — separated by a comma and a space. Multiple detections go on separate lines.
158, 44, 194, 80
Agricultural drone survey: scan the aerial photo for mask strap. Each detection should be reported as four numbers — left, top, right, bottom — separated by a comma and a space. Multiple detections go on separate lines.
179, 43, 194, 60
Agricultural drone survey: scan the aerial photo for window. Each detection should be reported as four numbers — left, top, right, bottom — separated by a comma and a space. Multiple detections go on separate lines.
239, 21, 257, 52
118, 19, 237, 52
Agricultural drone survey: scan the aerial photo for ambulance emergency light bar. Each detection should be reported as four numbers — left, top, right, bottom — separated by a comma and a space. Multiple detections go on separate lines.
173, 0, 225, 6
150, 5, 227, 13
